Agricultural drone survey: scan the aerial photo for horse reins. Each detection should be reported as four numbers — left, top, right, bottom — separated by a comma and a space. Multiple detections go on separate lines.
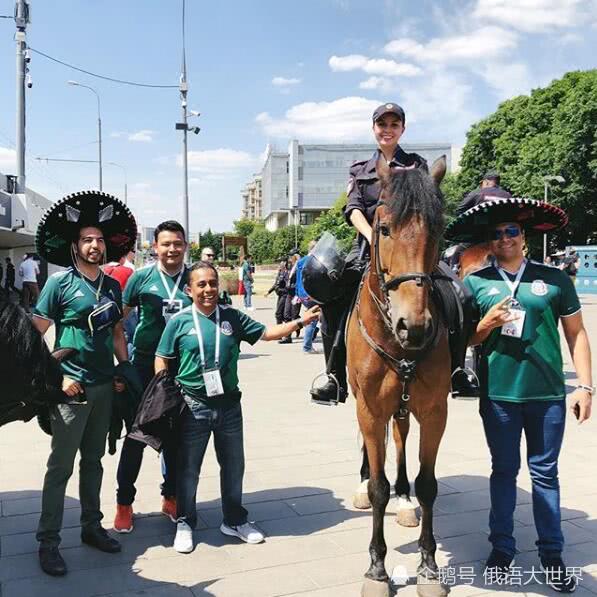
357, 199, 450, 420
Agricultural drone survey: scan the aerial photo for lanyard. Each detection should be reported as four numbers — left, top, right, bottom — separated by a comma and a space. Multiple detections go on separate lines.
81, 271, 104, 302
157, 266, 184, 301
496, 259, 527, 299
191, 305, 221, 369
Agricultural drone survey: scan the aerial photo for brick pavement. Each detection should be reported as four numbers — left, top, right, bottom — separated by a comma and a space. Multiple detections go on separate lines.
1, 296, 596, 597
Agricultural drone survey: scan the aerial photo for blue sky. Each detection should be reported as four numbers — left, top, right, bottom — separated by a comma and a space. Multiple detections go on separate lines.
0, 0, 595, 233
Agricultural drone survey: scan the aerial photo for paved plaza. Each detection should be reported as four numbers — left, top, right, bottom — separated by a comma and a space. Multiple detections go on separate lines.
1, 295, 596, 597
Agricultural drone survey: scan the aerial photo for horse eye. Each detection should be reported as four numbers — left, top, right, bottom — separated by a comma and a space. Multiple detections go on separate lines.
380, 225, 390, 237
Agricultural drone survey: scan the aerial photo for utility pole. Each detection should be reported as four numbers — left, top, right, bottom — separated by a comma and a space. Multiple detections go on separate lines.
179, 0, 190, 262
15, 0, 30, 195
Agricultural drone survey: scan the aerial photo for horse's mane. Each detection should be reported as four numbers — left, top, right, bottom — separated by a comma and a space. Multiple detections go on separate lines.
385, 168, 444, 239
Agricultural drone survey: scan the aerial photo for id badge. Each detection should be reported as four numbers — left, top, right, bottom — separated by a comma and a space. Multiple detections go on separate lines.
203, 368, 224, 397
162, 299, 183, 322
501, 308, 526, 338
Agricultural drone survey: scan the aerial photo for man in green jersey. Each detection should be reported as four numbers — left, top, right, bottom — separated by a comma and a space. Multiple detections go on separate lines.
33, 191, 136, 576
447, 197, 593, 592
113, 221, 191, 533
155, 261, 321, 553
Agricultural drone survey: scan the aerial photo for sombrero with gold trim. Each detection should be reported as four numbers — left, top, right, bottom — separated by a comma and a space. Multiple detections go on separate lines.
36, 190, 137, 267
445, 197, 568, 243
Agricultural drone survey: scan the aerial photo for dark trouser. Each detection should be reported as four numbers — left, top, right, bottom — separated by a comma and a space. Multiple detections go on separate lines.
116, 358, 177, 505
480, 399, 566, 559
37, 381, 113, 547
21, 281, 39, 312
274, 294, 286, 324
177, 402, 247, 530
283, 294, 301, 322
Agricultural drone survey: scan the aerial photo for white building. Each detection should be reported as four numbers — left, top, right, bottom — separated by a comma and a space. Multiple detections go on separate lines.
250, 141, 453, 231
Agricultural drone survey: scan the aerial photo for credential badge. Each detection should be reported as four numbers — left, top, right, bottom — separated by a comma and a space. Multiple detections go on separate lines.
221, 321, 233, 336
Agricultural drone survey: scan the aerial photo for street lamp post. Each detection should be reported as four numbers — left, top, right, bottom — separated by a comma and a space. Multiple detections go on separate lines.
68, 80, 102, 191
107, 161, 127, 205
542, 175, 566, 262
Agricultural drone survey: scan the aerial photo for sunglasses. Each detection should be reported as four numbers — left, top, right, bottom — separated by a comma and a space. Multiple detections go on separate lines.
490, 225, 521, 241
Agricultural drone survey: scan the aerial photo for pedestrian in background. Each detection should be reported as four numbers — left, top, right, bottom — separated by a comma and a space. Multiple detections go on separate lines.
4, 257, 18, 300
19, 253, 40, 312
241, 254, 254, 311
265, 260, 289, 324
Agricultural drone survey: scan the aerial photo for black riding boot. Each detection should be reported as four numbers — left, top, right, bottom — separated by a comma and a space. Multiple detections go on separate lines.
310, 332, 348, 405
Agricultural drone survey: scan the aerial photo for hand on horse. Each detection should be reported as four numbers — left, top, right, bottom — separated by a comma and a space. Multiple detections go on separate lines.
480, 296, 520, 332
62, 377, 84, 397
302, 305, 321, 325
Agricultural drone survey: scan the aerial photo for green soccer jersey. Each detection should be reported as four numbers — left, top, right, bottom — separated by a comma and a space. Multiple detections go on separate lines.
34, 268, 123, 385
123, 264, 192, 364
464, 260, 581, 403
156, 304, 266, 405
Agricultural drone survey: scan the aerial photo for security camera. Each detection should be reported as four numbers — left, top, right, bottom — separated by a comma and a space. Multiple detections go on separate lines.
192, 127, 200, 135
24, 50, 31, 63
181, 99, 187, 108
26, 74, 32, 88
189, 110, 201, 117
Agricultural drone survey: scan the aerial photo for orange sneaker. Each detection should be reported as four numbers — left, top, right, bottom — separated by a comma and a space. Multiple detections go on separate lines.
161, 496, 177, 522
114, 504, 133, 533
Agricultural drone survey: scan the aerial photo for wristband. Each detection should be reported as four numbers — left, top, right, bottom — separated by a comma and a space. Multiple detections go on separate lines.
294, 318, 304, 330
576, 384, 595, 396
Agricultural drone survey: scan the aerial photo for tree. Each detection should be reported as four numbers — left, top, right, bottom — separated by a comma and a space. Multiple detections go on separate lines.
304, 193, 356, 254
272, 225, 304, 259
248, 225, 275, 264
452, 70, 597, 246
233, 218, 261, 237
199, 229, 223, 259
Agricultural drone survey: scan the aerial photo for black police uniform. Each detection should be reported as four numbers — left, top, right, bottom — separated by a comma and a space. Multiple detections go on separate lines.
313, 147, 479, 404
315, 146, 426, 402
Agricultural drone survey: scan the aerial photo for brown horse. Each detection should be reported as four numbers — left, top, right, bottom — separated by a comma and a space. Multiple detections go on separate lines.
346, 157, 451, 597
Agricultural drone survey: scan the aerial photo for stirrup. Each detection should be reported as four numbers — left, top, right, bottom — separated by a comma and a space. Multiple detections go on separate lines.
451, 366, 480, 401
310, 371, 340, 406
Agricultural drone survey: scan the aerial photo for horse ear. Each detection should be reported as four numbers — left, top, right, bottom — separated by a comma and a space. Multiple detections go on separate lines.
430, 155, 447, 186
376, 156, 391, 187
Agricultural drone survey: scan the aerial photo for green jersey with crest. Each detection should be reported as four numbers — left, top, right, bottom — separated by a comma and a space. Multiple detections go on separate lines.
464, 260, 581, 403
156, 305, 265, 406
123, 264, 192, 365
34, 268, 122, 385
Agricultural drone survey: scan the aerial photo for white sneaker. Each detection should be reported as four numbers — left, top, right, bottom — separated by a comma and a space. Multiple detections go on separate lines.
220, 521, 265, 544
173, 521, 194, 553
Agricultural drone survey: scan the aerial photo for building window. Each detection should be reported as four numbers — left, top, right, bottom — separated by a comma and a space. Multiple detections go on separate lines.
298, 166, 303, 180
300, 212, 316, 225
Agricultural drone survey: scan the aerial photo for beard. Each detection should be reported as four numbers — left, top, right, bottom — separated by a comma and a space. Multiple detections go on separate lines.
76, 250, 104, 265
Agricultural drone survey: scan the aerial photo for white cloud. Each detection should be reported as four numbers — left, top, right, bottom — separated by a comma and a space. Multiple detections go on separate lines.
358, 76, 395, 92
473, 0, 586, 32
0, 147, 16, 173
329, 54, 422, 77
110, 130, 156, 142
180, 149, 259, 177
128, 130, 156, 143
255, 97, 382, 142
272, 76, 302, 87
384, 26, 518, 63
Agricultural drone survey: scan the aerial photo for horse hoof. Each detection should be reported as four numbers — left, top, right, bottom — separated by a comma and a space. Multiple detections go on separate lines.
361, 577, 391, 597
353, 480, 371, 509
395, 495, 419, 527
416, 577, 448, 597
396, 508, 420, 527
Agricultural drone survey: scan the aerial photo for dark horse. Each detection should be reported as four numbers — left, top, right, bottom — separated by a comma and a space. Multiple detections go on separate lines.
0, 300, 72, 428
346, 157, 451, 597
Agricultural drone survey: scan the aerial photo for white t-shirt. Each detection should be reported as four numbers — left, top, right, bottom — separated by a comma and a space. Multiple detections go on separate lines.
20, 258, 39, 283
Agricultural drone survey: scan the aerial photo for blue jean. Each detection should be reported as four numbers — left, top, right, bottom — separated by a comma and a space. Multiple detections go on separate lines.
243, 281, 253, 308
177, 401, 247, 529
479, 399, 566, 559
303, 321, 318, 351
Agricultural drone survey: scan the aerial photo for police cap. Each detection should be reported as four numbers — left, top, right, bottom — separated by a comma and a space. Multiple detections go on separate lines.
372, 103, 406, 124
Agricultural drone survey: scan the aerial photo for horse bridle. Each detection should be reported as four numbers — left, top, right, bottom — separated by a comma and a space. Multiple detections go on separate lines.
357, 199, 449, 420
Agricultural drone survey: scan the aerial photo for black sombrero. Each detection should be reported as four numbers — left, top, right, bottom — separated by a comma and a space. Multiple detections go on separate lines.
445, 197, 568, 243
36, 190, 137, 267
